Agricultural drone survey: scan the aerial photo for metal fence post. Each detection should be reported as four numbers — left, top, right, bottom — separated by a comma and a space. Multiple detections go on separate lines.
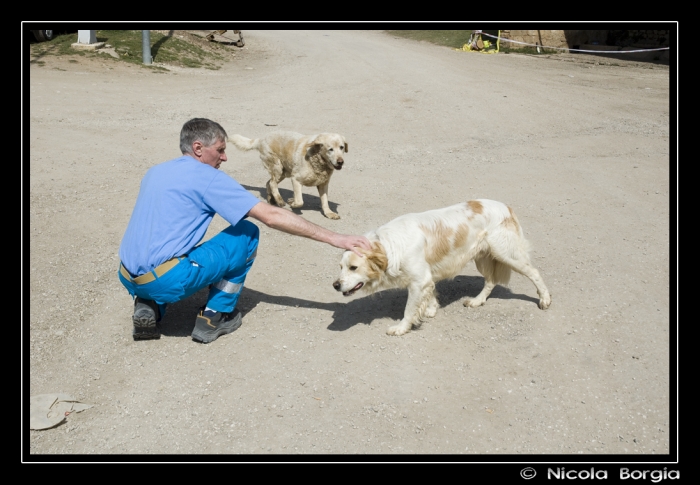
142, 30, 152, 65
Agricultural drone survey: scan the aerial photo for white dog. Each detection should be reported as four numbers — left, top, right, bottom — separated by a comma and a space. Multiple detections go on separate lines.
333, 199, 551, 336
230, 131, 348, 219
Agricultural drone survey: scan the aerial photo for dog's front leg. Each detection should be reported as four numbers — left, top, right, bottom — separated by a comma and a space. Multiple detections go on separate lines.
387, 282, 425, 336
287, 178, 305, 209
317, 181, 340, 219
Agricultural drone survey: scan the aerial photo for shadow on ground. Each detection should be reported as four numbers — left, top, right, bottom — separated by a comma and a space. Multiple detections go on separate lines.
157, 275, 540, 338
240, 184, 339, 217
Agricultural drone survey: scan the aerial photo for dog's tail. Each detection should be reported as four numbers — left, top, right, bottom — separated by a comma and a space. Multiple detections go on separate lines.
473, 229, 513, 287
230, 134, 260, 152
475, 257, 512, 286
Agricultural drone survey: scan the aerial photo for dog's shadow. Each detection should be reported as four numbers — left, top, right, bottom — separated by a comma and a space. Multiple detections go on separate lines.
435, 275, 540, 307
240, 184, 339, 216
159, 276, 540, 337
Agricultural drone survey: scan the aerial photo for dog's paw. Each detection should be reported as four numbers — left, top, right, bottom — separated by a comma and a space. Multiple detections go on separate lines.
324, 212, 341, 220
538, 293, 552, 310
425, 303, 438, 318
462, 297, 484, 308
287, 198, 304, 209
387, 323, 411, 336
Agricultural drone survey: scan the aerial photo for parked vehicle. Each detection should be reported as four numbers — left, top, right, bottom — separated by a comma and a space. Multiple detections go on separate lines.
31, 30, 54, 42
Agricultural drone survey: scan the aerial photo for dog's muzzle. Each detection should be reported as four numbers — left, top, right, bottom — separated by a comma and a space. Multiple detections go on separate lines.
334, 280, 363, 296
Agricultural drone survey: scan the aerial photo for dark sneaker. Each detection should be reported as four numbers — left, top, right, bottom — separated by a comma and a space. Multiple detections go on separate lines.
191, 308, 242, 344
132, 297, 161, 340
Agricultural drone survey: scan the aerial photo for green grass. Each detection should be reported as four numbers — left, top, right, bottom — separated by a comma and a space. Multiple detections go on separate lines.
29, 32, 86, 58
29, 30, 228, 70
385, 30, 474, 49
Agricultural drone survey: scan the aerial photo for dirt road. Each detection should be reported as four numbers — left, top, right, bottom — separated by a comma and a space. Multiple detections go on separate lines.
27, 30, 672, 459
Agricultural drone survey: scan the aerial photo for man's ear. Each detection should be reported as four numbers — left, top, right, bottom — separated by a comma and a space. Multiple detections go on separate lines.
191, 140, 203, 156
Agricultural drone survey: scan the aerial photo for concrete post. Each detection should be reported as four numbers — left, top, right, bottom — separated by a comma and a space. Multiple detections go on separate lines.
77, 30, 96, 44
71, 30, 104, 51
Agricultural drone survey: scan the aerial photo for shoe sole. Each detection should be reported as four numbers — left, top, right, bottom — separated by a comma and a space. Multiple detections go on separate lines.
133, 312, 160, 340
191, 313, 242, 344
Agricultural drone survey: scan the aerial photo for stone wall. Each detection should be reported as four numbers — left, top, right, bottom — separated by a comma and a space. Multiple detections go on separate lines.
497, 30, 670, 51
606, 30, 670, 48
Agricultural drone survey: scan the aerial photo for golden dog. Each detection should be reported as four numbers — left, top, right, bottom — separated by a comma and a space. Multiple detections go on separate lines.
230, 131, 348, 219
333, 200, 551, 335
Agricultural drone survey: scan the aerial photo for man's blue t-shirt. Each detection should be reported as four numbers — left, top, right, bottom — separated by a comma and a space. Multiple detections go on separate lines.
119, 155, 260, 276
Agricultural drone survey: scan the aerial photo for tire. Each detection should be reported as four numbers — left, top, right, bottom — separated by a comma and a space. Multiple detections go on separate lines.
32, 30, 54, 42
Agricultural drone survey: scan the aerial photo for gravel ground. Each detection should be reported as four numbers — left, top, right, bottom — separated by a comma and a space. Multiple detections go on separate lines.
26, 30, 674, 465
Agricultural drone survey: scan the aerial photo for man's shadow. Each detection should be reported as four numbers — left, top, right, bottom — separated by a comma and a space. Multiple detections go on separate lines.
240, 184, 339, 218
159, 275, 539, 337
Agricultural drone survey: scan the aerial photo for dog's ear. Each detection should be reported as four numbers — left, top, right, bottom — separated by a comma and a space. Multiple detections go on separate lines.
309, 134, 325, 150
365, 242, 388, 274
343, 137, 348, 153
305, 143, 322, 157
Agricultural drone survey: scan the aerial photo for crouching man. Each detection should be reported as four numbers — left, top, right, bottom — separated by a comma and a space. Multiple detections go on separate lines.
118, 118, 370, 343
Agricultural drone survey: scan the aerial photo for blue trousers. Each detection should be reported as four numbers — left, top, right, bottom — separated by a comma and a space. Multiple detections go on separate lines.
118, 221, 259, 318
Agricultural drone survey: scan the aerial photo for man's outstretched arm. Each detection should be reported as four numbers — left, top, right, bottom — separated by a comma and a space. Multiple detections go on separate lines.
247, 202, 371, 255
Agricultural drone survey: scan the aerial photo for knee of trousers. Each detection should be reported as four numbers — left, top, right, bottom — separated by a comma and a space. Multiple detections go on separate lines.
224, 219, 260, 243
231, 220, 259, 257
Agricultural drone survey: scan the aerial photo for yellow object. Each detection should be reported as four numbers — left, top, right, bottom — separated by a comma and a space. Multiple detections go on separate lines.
457, 30, 500, 54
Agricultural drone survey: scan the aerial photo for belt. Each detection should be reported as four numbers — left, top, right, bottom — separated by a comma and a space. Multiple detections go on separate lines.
120, 256, 185, 285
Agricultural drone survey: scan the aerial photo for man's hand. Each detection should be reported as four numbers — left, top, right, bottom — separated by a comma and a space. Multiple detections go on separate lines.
330, 234, 371, 257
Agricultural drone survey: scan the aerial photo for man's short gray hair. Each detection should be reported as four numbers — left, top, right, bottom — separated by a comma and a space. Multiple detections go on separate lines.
180, 118, 228, 155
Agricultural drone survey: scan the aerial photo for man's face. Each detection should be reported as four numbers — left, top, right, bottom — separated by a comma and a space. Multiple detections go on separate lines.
197, 139, 228, 169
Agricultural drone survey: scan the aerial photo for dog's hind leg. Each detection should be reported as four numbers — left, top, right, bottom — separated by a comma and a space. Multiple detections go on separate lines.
265, 162, 287, 207
463, 256, 500, 308
317, 181, 340, 220
265, 179, 286, 206
499, 256, 551, 309
487, 234, 551, 310
287, 178, 305, 209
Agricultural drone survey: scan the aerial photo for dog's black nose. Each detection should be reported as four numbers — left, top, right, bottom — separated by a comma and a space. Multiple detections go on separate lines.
337, 159, 344, 166
332, 281, 341, 291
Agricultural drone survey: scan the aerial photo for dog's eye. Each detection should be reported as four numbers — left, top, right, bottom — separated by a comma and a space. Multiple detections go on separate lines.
349, 266, 357, 271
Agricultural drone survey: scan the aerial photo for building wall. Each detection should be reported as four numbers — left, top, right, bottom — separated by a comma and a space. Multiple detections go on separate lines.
498, 30, 670, 51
